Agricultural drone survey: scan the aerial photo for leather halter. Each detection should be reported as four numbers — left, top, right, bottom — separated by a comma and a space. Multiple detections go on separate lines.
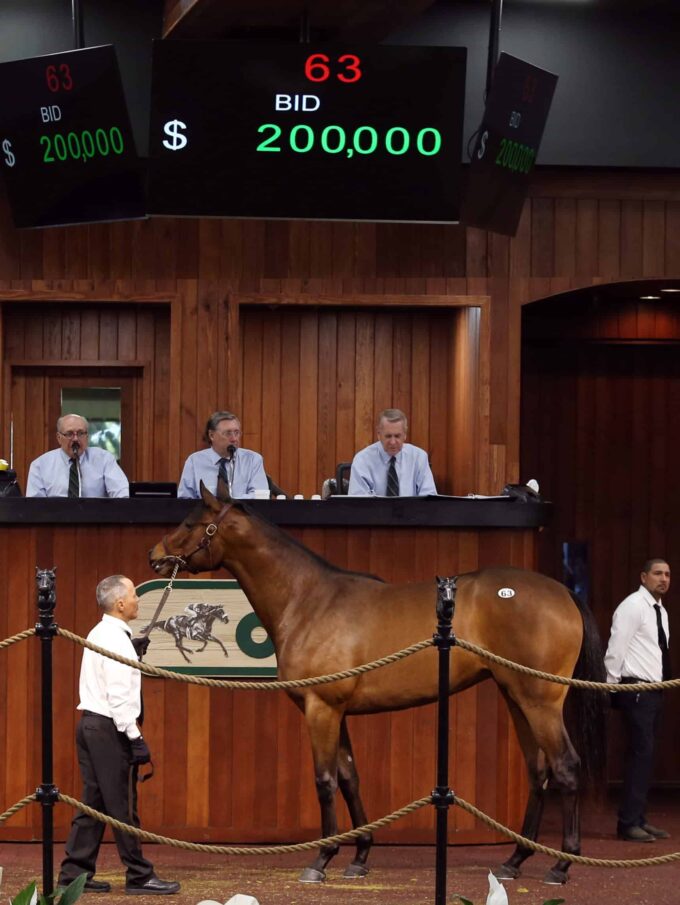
155, 501, 233, 572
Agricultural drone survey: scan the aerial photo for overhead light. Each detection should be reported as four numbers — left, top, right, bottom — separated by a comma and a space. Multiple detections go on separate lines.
640, 295, 660, 300
660, 288, 680, 293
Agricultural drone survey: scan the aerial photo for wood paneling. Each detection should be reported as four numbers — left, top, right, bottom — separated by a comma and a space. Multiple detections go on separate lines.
238, 305, 480, 496
2, 304, 170, 484
0, 522, 534, 843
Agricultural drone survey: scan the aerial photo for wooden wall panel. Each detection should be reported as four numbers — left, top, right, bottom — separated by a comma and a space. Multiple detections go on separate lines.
1, 304, 170, 485
237, 305, 478, 496
0, 522, 535, 843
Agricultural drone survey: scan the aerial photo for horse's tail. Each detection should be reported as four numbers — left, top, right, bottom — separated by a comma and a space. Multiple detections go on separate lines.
564, 591, 608, 791
144, 621, 165, 632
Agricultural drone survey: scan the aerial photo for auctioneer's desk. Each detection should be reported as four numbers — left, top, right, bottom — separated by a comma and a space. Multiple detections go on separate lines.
0, 497, 549, 844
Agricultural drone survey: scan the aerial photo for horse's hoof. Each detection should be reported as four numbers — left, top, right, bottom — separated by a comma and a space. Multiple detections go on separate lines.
298, 868, 326, 884
543, 868, 568, 885
492, 863, 520, 881
343, 863, 369, 879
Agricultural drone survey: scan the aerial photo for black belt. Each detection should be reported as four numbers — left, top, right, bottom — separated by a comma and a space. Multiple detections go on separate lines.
81, 710, 114, 721
620, 677, 657, 684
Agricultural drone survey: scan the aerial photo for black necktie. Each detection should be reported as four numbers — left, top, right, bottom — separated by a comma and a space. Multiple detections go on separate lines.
654, 604, 672, 681
386, 456, 399, 497
68, 457, 79, 498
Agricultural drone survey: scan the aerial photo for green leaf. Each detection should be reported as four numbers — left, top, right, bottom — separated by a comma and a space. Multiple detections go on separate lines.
542, 899, 566, 905
9, 881, 38, 905
450, 896, 475, 905
54, 874, 87, 905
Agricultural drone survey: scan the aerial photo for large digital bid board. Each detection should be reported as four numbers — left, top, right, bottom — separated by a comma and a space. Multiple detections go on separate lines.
148, 41, 467, 223
0, 45, 145, 229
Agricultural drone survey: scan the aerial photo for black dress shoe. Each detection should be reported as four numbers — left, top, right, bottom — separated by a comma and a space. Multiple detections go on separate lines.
125, 877, 181, 896
641, 822, 670, 839
84, 879, 111, 893
617, 825, 656, 842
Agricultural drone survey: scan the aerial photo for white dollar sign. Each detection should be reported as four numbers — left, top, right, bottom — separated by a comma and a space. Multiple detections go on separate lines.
162, 119, 188, 151
2, 138, 16, 167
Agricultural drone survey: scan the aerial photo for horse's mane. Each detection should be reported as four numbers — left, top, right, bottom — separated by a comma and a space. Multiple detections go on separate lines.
235, 501, 386, 584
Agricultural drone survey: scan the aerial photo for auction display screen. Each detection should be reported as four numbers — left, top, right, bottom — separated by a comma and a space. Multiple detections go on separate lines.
0, 45, 145, 229
148, 41, 467, 223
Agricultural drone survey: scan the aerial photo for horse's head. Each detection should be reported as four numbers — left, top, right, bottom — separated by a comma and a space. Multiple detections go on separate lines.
149, 482, 246, 576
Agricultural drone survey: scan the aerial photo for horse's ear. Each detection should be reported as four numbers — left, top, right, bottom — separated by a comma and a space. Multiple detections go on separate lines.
199, 480, 223, 509
215, 473, 232, 504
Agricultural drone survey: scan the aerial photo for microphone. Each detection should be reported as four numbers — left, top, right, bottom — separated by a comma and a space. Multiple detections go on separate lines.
71, 440, 80, 458
227, 444, 236, 460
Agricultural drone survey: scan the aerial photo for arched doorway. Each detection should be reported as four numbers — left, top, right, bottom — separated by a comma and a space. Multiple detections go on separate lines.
520, 279, 680, 786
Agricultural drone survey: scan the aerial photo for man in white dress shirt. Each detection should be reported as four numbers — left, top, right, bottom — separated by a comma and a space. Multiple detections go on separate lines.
178, 410, 268, 499
26, 413, 129, 498
58, 576, 179, 895
348, 408, 437, 497
605, 559, 672, 842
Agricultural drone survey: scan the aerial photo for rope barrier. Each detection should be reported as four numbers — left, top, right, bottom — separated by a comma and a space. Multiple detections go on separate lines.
56, 793, 431, 855
56, 627, 434, 689
2, 789, 679, 870
0, 628, 36, 650
0, 794, 37, 824
454, 638, 680, 692
453, 796, 680, 868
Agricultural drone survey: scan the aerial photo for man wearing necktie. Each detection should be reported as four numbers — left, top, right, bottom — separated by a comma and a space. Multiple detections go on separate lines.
178, 410, 269, 499
348, 408, 437, 497
26, 414, 129, 498
605, 559, 672, 842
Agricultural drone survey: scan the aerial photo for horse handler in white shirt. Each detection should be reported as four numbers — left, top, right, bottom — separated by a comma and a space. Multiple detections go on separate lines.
605, 559, 672, 843
58, 576, 180, 895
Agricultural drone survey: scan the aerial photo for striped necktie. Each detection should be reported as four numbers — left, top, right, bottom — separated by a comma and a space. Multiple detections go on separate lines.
217, 457, 230, 492
68, 457, 80, 498
386, 456, 399, 497
654, 604, 672, 681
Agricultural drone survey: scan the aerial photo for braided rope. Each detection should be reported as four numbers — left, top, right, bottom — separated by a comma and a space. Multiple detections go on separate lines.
454, 796, 680, 868
0, 794, 37, 824
57, 793, 430, 854
454, 638, 680, 692
0, 628, 36, 650
57, 627, 434, 689
3, 790, 677, 870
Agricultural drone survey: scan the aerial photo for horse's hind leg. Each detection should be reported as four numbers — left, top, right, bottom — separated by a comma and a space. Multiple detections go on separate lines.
337, 717, 372, 879
513, 697, 581, 885
299, 696, 344, 884
494, 698, 549, 882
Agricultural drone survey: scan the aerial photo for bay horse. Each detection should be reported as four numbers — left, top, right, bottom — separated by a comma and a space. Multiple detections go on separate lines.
149, 484, 606, 885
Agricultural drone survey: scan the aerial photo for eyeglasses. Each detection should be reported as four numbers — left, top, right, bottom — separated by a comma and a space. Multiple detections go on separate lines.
59, 430, 88, 440
214, 429, 241, 438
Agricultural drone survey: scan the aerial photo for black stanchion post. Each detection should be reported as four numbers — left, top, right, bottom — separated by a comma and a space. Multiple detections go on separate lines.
35, 567, 58, 898
432, 576, 456, 905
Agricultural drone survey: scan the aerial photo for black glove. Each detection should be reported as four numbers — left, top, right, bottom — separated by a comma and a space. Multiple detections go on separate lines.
131, 635, 150, 658
130, 736, 151, 765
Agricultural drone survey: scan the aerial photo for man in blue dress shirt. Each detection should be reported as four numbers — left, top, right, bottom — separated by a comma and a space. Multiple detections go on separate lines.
26, 414, 129, 498
348, 408, 437, 497
178, 410, 269, 499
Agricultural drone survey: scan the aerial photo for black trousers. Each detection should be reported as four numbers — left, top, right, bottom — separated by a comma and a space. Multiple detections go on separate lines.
617, 687, 664, 830
59, 713, 154, 885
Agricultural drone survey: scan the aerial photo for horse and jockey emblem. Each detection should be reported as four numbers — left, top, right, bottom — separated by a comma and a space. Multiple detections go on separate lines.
145, 602, 229, 664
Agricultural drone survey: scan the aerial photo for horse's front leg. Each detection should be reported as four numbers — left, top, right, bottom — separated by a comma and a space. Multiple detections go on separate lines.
203, 633, 229, 658
299, 695, 344, 884
173, 634, 193, 664
338, 717, 372, 879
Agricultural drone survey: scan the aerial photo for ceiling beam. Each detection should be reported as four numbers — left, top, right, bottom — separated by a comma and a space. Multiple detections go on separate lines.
163, 0, 438, 41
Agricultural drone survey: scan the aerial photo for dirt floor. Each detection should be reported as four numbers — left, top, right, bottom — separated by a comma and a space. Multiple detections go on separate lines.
1, 792, 679, 905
